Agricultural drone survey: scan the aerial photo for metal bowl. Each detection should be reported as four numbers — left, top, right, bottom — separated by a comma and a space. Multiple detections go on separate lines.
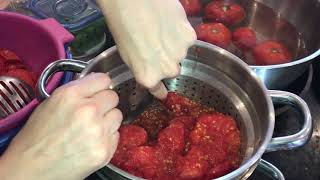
190, 0, 320, 89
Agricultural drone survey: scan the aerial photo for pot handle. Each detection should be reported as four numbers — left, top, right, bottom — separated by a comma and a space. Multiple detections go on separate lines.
266, 90, 312, 152
256, 159, 285, 180
37, 60, 88, 100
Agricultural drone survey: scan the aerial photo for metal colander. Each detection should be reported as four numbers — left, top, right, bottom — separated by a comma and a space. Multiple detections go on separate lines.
38, 40, 311, 180
111, 64, 256, 165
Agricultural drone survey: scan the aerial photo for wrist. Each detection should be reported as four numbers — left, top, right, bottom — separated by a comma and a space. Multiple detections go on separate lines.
0, 150, 29, 180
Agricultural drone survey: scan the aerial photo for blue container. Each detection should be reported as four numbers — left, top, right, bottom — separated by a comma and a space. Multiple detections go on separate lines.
28, 0, 102, 31
0, 125, 23, 155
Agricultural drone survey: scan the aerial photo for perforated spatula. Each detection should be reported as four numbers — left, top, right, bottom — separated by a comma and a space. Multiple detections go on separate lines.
0, 76, 35, 119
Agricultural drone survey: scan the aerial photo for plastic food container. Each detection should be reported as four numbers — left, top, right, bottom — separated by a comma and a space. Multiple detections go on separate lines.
27, 0, 102, 31
0, 11, 74, 134
69, 17, 115, 61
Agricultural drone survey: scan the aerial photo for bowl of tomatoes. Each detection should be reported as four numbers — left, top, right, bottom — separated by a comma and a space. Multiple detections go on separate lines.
179, 0, 320, 90
0, 11, 74, 133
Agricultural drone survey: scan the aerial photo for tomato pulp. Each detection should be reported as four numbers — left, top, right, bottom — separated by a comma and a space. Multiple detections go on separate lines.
112, 92, 242, 180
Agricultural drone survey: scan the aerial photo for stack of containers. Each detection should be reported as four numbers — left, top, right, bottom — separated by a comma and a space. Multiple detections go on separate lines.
28, 0, 115, 62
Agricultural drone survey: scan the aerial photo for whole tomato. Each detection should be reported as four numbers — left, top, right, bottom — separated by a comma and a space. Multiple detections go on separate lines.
252, 41, 292, 65
195, 23, 232, 49
204, 1, 246, 25
232, 27, 257, 51
179, 0, 202, 16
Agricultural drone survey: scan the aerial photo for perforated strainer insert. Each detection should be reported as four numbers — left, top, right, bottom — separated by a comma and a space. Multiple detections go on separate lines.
109, 58, 257, 165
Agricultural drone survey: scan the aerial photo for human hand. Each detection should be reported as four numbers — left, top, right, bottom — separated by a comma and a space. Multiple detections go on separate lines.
97, 0, 196, 99
0, 73, 122, 180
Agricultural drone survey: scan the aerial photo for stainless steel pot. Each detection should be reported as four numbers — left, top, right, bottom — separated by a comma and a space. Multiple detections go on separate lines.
192, 0, 320, 89
38, 41, 312, 179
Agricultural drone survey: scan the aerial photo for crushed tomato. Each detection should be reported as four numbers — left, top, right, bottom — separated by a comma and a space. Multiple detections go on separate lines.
112, 92, 242, 180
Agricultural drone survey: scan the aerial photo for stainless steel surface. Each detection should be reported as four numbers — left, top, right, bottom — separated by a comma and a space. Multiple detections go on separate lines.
37, 60, 87, 99
256, 159, 285, 180
38, 41, 312, 179
245, 0, 320, 89
0, 76, 34, 119
194, 0, 320, 89
266, 90, 312, 152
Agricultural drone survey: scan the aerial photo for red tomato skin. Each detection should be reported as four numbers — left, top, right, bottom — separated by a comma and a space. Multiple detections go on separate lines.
118, 125, 147, 148
204, 1, 246, 25
252, 41, 292, 65
0, 60, 5, 74
158, 122, 186, 155
195, 23, 232, 49
5, 69, 36, 89
0, 49, 22, 63
232, 27, 257, 51
179, 0, 202, 16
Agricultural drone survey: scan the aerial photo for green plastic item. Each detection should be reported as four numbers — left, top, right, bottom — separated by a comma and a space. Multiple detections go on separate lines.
69, 17, 115, 60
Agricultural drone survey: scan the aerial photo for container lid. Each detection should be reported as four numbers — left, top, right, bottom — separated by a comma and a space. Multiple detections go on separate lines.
28, 0, 102, 31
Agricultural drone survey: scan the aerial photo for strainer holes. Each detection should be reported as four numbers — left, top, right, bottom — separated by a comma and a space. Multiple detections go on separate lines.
206, 101, 211, 105
184, 85, 187, 88
208, 96, 212, 99
183, 91, 186, 94
176, 78, 180, 81
175, 84, 180, 87
124, 83, 128, 87
191, 93, 195, 97
132, 87, 136, 90
192, 87, 196, 91
184, 79, 188, 82
132, 92, 136, 96
193, 82, 198, 85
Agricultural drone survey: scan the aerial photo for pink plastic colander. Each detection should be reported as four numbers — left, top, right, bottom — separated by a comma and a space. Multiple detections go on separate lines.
0, 11, 74, 133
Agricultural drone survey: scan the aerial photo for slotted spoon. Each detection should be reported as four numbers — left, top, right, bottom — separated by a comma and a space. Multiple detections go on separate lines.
0, 76, 34, 119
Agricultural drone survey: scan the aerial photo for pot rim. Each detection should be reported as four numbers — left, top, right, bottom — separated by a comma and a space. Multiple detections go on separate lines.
84, 41, 275, 179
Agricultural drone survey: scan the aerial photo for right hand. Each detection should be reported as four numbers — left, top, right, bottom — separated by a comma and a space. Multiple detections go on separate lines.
0, 73, 122, 180
97, 0, 196, 99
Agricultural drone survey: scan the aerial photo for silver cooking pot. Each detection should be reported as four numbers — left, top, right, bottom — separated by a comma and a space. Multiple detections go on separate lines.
192, 0, 320, 89
38, 41, 312, 179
